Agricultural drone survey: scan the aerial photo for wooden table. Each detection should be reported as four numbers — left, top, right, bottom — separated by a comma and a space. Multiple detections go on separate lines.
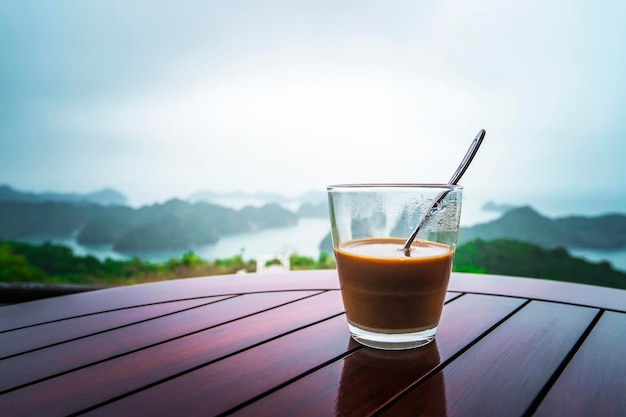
1, 271, 624, 417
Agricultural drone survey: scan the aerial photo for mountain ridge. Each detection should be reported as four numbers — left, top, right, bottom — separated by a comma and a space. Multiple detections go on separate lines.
459, 206, 626, 249
0, 199, 297, 252
0, 184, 127, 206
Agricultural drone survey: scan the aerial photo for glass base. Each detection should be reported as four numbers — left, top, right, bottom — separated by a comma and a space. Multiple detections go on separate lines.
348, 323, 437, 350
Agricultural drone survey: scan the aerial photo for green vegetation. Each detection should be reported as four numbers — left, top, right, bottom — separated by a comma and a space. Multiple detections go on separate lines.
290, 252, 336, 270
453, 239, 626, 289
2, 238, 624, 291
0, 241, 335, 286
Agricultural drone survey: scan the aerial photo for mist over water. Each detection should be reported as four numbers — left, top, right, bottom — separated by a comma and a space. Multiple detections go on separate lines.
130, 217, 330, 263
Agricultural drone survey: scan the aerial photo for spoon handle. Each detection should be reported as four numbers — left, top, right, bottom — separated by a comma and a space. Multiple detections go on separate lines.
403, 129, 486, 256
448, 129, 486, 185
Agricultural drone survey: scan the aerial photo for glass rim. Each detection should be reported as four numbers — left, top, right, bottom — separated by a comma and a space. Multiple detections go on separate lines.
326, 183, 463, 191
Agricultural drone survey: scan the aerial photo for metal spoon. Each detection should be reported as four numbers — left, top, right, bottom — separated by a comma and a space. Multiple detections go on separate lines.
403, 129, 486, 256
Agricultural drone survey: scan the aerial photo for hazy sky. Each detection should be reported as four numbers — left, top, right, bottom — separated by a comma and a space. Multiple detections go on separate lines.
1, 1, 625, 212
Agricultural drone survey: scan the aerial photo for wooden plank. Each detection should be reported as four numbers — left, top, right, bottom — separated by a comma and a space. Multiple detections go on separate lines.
445, 292, 462, 302
449, 273, 626, 312
3, 270, 622, 332
534, 311, 626, 417
381, 301, 599, 416
0, 270, 340, 331
83, 314, 358, 417
232, 294, 525, 416
0, 291, 345, 417
0, 290, 319, 392
0, 297, 226, 358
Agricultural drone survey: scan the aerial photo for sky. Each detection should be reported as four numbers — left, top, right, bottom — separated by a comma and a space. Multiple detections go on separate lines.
1, 0, 625, 216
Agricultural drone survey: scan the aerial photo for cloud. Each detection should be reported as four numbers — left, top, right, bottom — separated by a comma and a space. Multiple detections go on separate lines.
1, 0, 625, 208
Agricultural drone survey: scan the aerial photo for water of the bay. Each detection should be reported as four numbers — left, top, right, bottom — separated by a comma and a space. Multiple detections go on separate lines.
568, 248, 626, 272
21, 218, 331, 264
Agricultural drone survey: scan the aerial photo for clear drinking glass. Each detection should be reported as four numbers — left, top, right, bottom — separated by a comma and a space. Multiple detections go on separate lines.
327, 184, 463, 350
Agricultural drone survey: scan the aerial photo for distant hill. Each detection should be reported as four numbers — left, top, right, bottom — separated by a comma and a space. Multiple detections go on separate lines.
0, 199, 297, 252
481, 201, 519, 213
459, 206, 626, 249
319, 233, 333, 254
319, 206, 626, 254
297, 201, 329, 218
0, 184, 127, 206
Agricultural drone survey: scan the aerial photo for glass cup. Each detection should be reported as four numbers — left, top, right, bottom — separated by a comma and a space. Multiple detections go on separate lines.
327, 184, 463, 350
